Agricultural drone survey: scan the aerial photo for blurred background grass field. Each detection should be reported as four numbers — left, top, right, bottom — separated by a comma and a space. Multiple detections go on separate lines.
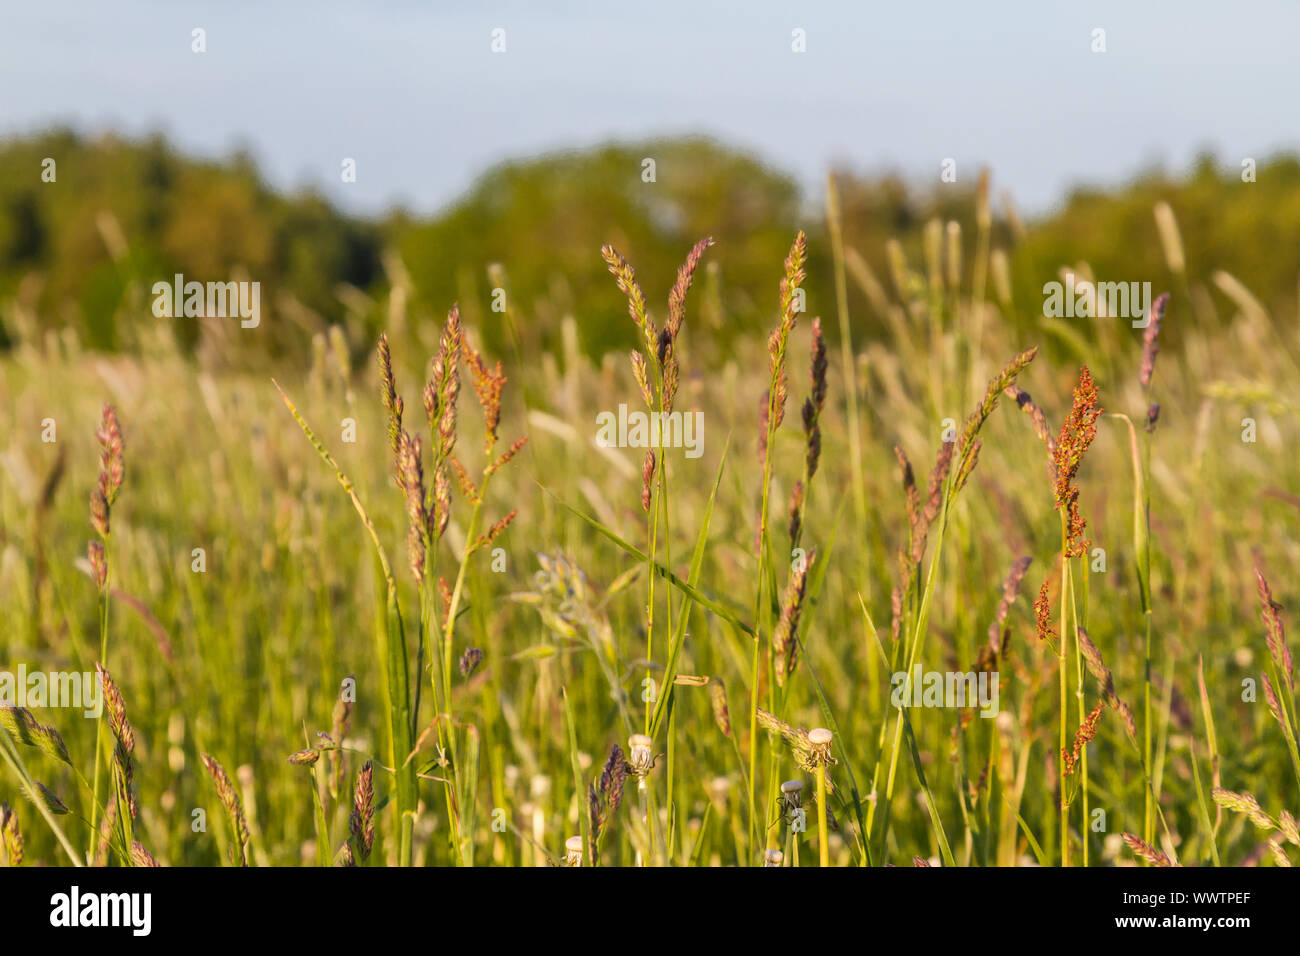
2, 130, 1298, 866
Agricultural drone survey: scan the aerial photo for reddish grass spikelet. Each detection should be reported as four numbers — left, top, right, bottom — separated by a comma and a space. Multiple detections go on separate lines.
1255, 564, 1294, 691
641, 449, 656, 512
787, 480, 804, 545
910, 440, 954, 565
1034, 580, 1053, 643
430, 464, 452, 537
988, 555, 1033, 651
97, 663, 135, 758
893, 444, 920, 530
449, 456, 479, 504
428, 306, 463, 458
350, 760, 375, 860
709, 679, 732, 737
666, 237, 714, 340
1122, 832, 1174, 867
1262, 673, 1284, 730
463, 342, 506, 454
130, 842, 161, 867
397, 431, 428, 582
1063, 701, 1106, 775
474, 509, 518, 551
89, 404, 124, 539
487, 436, 528, 478
87, 540, 107, 592
1053, 366, 1102, 557
772, 549, 814, 686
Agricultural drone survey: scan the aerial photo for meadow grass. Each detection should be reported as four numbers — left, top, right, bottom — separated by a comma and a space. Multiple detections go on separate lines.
1, 193, 1298, 867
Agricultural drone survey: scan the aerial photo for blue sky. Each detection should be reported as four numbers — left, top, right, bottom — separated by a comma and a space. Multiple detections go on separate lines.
2, 1, 1296, 217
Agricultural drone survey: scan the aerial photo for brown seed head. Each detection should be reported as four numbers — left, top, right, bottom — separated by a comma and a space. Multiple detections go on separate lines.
1053, 366, 1102, 557
1255, 564, 1293, 691
709, 679, 732, 737
666, 237, 714, 340
201, 753, 250, 866
350, 760, 375, 859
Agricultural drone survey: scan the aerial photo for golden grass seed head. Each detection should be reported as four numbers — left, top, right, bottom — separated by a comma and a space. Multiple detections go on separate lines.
709, 680, 732, 737
0, 803, 22, 866
0, 705, 71, 765
130, 841, 161, 867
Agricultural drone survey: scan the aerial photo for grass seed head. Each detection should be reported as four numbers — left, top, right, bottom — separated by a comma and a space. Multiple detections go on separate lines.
130, 841, 161, 867
28, 781, 70, 815
641, 449, 656, 512
601, 244, 656, 359
1211, 787, 1274, 829
709, 679, 732, 737
666, 236, 714, 340
773, 549, 814, 686
202, 752, 250, 866
1122, 833, 1174, 867
1077, 627, 1137, 740
0, 803, 22, 865
350, 760, 375, 860
288, 748, 320, 767
989, 555, 1032, 651
377, 334, 404, 477
459, 647, 484, 678
1053, 366, 1102, 557
1254, 564, 1293, 691
0, 706, 71, 765
87, 540, 107, 592
1140, 292, 1169, 388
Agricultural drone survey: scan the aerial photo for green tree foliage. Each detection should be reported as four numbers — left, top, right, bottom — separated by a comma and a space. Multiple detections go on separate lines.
1, 129, 1297, 359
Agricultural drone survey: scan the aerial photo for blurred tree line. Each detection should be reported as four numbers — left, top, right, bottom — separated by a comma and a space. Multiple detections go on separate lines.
2, 128, 1297, 362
